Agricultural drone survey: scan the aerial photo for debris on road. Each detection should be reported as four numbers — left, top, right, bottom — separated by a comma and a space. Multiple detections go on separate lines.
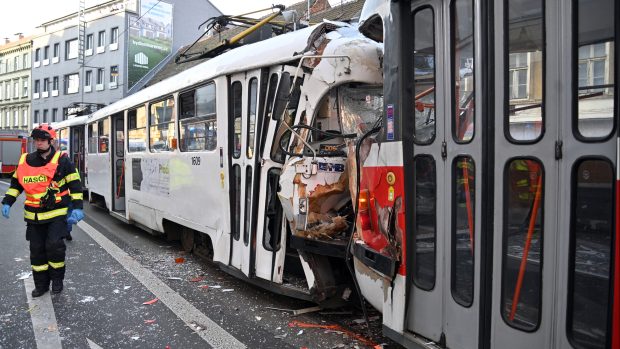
17, 271, 31, 280
288, 320, 379, 347
142, 298, 159, 305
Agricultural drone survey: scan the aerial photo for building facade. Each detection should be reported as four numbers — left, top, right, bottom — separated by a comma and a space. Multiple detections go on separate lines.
0, 36, 32, 131
31, 0, 220, 124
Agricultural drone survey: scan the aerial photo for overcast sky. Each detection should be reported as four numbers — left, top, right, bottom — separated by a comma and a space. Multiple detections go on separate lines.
0, 0, 311, 43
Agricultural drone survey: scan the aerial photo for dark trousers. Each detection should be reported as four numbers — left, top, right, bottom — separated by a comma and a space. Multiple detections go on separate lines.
27, 219, 67, 290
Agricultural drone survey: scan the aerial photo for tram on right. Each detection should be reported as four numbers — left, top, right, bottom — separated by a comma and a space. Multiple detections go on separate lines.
352, 0, 619, 348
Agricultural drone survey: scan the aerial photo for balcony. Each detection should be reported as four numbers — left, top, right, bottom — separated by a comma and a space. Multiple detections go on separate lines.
43, 59, 49, 66
52, 57, 59, 64
42, 91, 49, 98
110, 43, 118, 51
34, 61, 40, 68
96, 46, 105, 54
85, 49, 93, 56
84, 85, 92, 93
95, 83, 104, 91
33, 93, 39, 99
52, 90, 59, 97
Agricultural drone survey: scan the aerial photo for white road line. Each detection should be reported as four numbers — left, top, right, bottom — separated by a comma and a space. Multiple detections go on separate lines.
24, 277, 63, 349
77, 221, 246, 349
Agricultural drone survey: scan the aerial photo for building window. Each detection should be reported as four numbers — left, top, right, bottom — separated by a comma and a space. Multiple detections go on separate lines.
53, 76, 59, 92
35, 48, 40, 62
13, 110, 18, 126
86, 34, 93, 50
0, 60, 3, 74
34, 110, 39, 124
5, 83, 10, 99
85, 70, 92, 88
64, 73, 79, 94
96, 68, 104, 90
13, 80, 18, 98
43, 78, 49, 93
43, 46, 49, 60
43, 109, 48, 123
65, 39, 78, 60
22, 53, 28, 68
34, 80, 40, 94
110, 65, 118, 87
22, 109, 28, 126
52, 108, 58, 122
509, 53, 529, 100
22, 79, 28, 97
13, 56, 19, 70
53, 43, 60, 59
111, 27, 119, 44
98, 30, 106, 47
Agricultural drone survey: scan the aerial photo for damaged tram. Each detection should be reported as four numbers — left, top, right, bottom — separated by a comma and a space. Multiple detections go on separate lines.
84, 20, 384, 306
350, 0, 619, 349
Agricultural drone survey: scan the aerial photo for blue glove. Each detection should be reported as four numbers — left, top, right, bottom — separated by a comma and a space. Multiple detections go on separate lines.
2, 204, 9, 219
67, 209, 84, 225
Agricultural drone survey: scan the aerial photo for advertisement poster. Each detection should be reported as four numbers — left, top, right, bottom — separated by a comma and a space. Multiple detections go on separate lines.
127, 0, 173, 88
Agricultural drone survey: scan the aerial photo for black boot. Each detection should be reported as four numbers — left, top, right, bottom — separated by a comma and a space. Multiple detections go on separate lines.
52, 279, 63, 294
32, 288, 49, 297
65, 233, 73, 241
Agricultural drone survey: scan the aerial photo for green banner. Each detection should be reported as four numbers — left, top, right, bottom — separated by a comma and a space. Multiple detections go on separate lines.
127, 0, 173, 88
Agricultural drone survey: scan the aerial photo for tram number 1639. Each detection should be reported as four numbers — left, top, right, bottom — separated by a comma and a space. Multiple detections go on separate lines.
191, 156, 201, 166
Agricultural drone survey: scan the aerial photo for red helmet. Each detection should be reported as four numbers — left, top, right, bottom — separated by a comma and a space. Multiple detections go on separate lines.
31, 123, 57, 140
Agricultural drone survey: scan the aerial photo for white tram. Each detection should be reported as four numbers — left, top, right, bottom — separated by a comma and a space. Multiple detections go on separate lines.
351, 0, 619, 348
85, 21, 384, 304
52, 115, 89, 192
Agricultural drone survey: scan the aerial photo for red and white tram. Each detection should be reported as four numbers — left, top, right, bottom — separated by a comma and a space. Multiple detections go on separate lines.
352, 0, 618, 348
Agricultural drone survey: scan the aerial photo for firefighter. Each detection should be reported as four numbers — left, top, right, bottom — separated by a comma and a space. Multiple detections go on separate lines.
1, 124, 84, 297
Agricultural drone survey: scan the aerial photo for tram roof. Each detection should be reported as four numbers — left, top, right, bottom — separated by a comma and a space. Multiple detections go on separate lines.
89, 22, 340, 123
51, 115, 89, 130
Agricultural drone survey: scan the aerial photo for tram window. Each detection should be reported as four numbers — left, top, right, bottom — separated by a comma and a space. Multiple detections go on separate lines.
232, 164, 241, 241
575, 0, 615, 139
115, 117, 124, 157
128, 106, 147, 152
243, 167, 252, 245
263, 168, 283, 251
413, 155, 436, 290
271, 73, 303, 163
451, 156, 475, 306
88, 122, 98, 154
506, 0, 544, 142
232, 81, 242, 159
451, 0, 475, 143
179, 83, 217, 152
501, 158, 544, 331
259, 73, 279, 158
567, 159, 614, 348
149, 97, 176, 152
413, 7, 436, 144
98, 118, 109, 153
247, 78, 258, 159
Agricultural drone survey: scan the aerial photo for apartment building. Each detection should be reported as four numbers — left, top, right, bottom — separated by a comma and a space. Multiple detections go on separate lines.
0, 35, 32, 131
31, 0, 220, 124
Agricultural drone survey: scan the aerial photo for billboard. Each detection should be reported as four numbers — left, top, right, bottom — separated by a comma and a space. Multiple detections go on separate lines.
127, 0, 173, 88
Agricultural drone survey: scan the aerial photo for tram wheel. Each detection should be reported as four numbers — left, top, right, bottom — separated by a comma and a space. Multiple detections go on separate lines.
181, 228, 195, 253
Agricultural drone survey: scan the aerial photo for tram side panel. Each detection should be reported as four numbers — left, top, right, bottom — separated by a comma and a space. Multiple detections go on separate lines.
122, 77, 231, 263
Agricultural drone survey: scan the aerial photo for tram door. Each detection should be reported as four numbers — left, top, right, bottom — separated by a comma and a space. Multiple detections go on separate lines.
111, 112, 125, 212
405, 0, 482, 348
229, 69, 263, 276
490, 0, 617, 348
70, 125, 86, 186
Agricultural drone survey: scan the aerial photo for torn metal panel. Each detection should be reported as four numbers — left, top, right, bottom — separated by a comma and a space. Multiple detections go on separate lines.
279, 157, 350, 240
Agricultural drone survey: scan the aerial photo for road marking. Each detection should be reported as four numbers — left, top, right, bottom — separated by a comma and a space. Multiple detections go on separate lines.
24, 277, 63, 349
87, 338, 103, 349
78, 221, 246, 349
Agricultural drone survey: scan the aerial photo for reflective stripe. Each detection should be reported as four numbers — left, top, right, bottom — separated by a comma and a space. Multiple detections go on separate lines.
32, 264, 49, 272
70, 192, 83, 200
24, 207, 68, 221
50, 151, 62, 165
12, 171, 17, 178
18, 153, 27, 165
64, 172, 80, 183
48, 261, 65, 269
37, 208, 68, 220
6, 188, 19, 197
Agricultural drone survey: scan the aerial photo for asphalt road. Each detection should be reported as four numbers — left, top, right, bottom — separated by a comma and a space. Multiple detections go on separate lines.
0, 179, 397, 349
